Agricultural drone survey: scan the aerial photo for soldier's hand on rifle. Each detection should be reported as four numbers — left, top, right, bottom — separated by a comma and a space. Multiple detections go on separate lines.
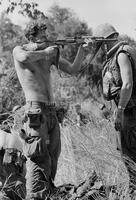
44, 45, 59, 56
82, 38, 93, 48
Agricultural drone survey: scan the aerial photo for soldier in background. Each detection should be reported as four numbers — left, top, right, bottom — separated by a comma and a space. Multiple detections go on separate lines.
89, 23, 136, 194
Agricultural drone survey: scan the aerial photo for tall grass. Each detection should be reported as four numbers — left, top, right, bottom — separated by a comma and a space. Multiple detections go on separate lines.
50, 69, 134, 199
54, 107, 132, 199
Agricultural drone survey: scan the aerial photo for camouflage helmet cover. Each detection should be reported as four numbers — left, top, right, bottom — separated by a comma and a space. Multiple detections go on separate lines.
93, 23, 119, 38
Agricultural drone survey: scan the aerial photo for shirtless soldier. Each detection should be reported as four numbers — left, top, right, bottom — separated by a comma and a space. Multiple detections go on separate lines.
13, 21, 86, 200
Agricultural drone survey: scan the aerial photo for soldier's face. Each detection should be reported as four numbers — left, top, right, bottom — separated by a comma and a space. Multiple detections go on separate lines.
91, 45, 106, 66
95, 48, 106, 64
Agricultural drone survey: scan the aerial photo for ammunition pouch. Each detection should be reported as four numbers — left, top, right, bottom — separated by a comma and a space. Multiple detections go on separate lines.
23, 137, 47, 159
23, 106, 49, 158
23, 107, 45, 138
56, 107, 67, 124
25, 108, 43, 128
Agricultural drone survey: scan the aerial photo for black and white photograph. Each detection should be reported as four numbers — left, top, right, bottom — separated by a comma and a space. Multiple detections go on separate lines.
0, 0, 136, 199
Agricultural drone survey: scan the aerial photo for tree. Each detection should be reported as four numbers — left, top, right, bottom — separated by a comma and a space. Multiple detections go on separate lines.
0, 12, 26, 52
47, 4, 92, 62
0, 0, 47, 19
0, 3, 93, 112
0, 12, 25, 112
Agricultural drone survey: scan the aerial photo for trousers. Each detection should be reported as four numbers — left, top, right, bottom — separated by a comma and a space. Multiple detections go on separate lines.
23, 101, 61, 199
119, 107, 136, 189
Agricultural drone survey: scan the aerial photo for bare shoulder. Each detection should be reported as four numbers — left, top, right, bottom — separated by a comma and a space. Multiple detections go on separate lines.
12, 45, 27, 62
13, 45, 23, 52
13, 45, 24, 55
118, 52, 131, 65
118, 52, 132, 76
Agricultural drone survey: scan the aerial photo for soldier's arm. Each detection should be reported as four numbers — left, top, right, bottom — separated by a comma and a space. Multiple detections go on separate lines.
58, 45, 85, 75
117, 52, 133, 109
13, 45, 56, 63
23, 42, 46, 51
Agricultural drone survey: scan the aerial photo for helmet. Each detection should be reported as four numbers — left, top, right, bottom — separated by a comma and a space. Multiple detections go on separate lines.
93, 23, 119, 38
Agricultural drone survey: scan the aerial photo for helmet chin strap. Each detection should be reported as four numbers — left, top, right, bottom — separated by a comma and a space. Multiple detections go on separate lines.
91, 42, 108, 65
88, 42, 103, 64
103, 43, 108, 61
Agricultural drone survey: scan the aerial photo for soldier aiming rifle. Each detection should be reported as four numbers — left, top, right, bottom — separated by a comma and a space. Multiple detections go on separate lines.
12, 20, 92, 200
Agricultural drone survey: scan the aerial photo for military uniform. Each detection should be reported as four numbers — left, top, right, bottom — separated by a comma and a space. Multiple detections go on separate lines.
102, 42, 136, 187
92, 23, 136, 192
21, 101, 60, 200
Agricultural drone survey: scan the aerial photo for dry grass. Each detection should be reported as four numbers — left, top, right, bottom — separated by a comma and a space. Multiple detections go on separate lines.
0, 103, 134, 199
0, 69, 135, 199
54, 106, 133, 199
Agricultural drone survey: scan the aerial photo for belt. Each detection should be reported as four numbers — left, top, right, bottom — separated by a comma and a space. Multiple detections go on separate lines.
26, 101, 56, 109
26, 101, 56, 108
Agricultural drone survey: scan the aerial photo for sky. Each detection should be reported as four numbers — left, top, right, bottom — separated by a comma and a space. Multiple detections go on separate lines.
1, 0, 136, 40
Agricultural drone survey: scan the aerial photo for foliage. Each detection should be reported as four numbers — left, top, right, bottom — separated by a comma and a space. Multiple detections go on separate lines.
0, 3, 136, 199
0, 3, 93, 113
1, 2, 136, 114
0, 0, 46, 19
1, 69, 25, 113
0, 13, 26, 112
0, 12, 26, 52
54, 108, 130, 199
46, 4, 92, 62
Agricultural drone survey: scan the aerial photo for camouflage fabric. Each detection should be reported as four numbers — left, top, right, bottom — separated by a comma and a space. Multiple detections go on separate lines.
102, 42, 136, 192
102, 42, 136, 110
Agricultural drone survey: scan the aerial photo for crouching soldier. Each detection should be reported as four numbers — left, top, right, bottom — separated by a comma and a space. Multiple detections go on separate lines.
0, 128, 26, 200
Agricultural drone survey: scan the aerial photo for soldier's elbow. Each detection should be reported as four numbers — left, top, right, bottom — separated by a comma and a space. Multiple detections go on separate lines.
13, 47, 28, 63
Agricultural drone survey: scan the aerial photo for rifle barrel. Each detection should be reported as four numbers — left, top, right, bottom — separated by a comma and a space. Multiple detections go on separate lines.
65, 36, 117, 42
46, 36, 117, 46
77, 36, 117, 42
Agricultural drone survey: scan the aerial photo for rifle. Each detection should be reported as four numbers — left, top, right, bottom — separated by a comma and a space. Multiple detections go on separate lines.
23, 36, 118, 51
46, 36, 117, 47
